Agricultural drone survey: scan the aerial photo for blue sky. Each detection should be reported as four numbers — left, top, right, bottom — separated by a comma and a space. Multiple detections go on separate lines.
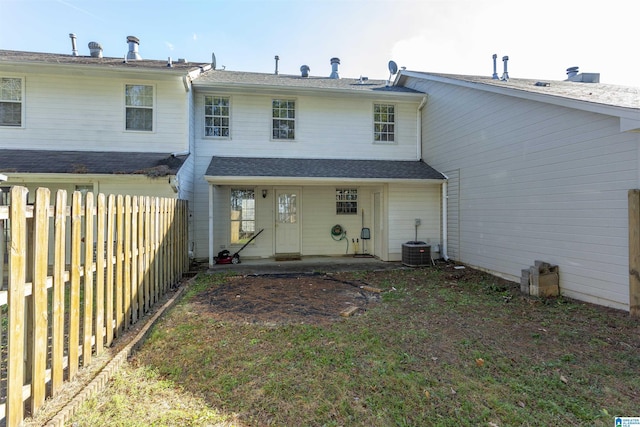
1, 0, 638, 86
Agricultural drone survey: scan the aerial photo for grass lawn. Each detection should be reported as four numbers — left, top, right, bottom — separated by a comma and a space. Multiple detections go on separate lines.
69, 265, 640, 426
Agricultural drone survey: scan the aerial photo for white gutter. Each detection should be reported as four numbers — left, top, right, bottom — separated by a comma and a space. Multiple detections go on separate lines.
417, 96, 427, 160
209, 184, 215, 267
441, 177, 449, 261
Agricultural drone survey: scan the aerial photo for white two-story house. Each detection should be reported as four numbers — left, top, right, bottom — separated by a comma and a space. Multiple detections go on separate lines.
189, 61, 446, 265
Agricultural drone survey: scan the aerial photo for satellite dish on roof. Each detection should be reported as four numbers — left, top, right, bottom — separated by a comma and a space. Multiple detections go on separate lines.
388, 60, 398, 75
211, 52, 217, 70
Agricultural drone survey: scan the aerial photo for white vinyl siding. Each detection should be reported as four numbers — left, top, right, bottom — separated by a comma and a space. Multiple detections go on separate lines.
405, 77, 638, 310
0, 74, 187, 153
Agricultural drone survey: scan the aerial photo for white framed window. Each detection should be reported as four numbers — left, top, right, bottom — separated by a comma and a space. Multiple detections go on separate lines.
230, 189, 256, 244
272, 99, 295, 140
0, 77, 23, 127
374, 103, 395, 142
125, 84, 154, 131
204, 95, 230, 138
336, 188, 358, 215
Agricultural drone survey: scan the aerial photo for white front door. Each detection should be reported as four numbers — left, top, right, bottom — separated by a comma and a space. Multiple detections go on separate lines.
275, 188, 300, 254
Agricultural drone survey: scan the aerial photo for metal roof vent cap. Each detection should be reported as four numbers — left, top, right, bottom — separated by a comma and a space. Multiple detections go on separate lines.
126, 36, 142, 60
329, 57, 340, 79
88, 41, 103, 58
300, 65, 310, 77
566, 66, 579, 78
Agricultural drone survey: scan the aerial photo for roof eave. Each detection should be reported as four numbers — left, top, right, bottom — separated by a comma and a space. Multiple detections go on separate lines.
398, 70, 640, 120
192, 81, 425, 99
204, 175, 443, 185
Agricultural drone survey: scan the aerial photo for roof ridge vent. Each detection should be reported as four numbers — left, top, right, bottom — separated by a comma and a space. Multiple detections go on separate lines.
300, 64, 310, 78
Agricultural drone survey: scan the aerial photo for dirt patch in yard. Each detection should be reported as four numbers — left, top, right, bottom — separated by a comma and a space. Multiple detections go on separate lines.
190, 273, 381, 325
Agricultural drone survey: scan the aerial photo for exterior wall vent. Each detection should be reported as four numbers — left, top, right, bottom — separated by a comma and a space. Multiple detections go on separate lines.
88, 41, 103, 58
126, 36, 142, 60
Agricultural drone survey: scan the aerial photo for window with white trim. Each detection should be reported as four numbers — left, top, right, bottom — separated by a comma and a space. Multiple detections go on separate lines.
374, 103, 395, 142
204, 96, 230, 137
230, 189, 256, 244
0, 77, 23, 127
336, 188, 358, 215
125, 84, 153, 131
272, 99, 295, 140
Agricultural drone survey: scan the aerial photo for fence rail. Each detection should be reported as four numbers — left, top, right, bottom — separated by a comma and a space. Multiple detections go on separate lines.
0, 186, 189, 426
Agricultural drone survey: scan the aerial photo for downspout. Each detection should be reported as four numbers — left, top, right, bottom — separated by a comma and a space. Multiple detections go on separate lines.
208, 184, 215, 267
441, 177, 449, 260
417, 96, 427, 160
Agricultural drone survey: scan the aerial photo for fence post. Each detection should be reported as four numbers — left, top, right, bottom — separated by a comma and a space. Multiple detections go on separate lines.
7, 186, 28, 427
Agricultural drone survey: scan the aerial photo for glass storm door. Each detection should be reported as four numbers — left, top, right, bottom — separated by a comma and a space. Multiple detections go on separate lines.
275, 189, 300, 254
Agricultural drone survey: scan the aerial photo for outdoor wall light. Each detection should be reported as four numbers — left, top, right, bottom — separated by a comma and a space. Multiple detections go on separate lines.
262, 189, 268, 198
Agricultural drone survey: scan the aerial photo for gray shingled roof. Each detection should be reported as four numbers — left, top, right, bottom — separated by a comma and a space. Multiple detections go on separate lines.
0, 149, 187, 176
401, 71, 640, 110
193, 70, 422, 94
206, 157, 445, 180
0, 50, 209, 73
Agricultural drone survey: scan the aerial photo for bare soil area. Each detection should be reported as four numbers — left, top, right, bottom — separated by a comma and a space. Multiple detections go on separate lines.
190, 272, 381, 325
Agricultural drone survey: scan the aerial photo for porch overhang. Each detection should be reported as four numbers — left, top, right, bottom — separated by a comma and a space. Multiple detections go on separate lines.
204, 156, 447, 185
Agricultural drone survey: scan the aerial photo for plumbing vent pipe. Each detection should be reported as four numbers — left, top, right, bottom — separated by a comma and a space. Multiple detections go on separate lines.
69, 33, 78, 56
274, 55, 279, 75
126, 36, 142, 60
329, 57, 340, 79
88, 41, 103, 58
491, 54, 498, 79
501, 55, 509, 81
300, 65, 310, 77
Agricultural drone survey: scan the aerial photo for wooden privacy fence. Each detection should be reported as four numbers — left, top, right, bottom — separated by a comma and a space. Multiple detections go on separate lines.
0, 186, 189, 426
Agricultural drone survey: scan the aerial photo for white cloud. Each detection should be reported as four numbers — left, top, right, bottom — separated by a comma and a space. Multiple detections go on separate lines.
165, 42, 174, 51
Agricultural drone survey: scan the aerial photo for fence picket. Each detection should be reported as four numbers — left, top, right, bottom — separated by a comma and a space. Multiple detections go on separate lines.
7, 186, 28, 426
82, 192, 94, 367
51, 189, 67, 394
29, 187, 50, 415
95, 193, 105, 355
68, 191, 82, 380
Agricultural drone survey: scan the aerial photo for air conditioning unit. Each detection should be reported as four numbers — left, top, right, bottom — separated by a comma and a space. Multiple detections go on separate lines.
402, 241, 431, 267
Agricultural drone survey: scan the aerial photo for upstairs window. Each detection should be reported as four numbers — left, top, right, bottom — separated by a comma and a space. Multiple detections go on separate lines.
374, 103, 395, 142
336, 188, 358, 215
0, 77, 23, 127
125, 84, 153, 131
272, 99, 295, 140
230, 189, 256, 244
204, 96, 230, 138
